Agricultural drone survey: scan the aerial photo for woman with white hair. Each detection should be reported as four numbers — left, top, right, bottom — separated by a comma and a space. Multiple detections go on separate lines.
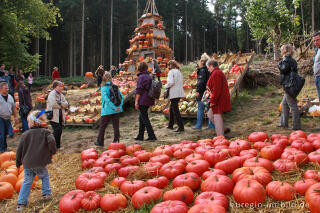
278, 44, 301, 130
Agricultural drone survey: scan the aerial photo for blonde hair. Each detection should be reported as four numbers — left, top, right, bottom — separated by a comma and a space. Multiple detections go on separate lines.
27, 110, 47, 128
102, 72, 112, 83
200, 53, 210, 66
281, 44, 293, 57
168, 60, 181, 70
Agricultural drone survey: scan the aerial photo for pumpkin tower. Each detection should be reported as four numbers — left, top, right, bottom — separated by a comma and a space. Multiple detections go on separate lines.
124, 0, 173, 73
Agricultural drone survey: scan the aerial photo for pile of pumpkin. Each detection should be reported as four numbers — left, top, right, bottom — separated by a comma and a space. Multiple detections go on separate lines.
59, 130, 320, 213
0, 152, 38, 201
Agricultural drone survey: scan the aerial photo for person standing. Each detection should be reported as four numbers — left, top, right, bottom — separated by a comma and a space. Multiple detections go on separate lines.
152, 59, 161, 81
206, 59, 231, 136
18, 81, 33, 132
313, 32, 320, 101
135, 62, 157, 141
110, 66, 117, 78
95, 65, 104, 87
94, 72, 123, 147
16, 69, 25, 83
27, 73, 33, 92
46, 81, 68, 149
192, 53, 215, 130
278, 44, 301, 130
0, 82, 19, 152
165, 60, 185, 132
0, 64, 5, 81
8, 68, 15, 96
51, 67, 61, 82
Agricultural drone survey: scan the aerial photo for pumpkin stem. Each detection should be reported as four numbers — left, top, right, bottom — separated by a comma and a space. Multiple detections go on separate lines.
249, 168, 254, 175
215, 176, 219, 182
210, 197, 215, 201
71, 194, 76, 200
247, 180, 250, 187
313, 189, 320, 192
255, 155, 259, 162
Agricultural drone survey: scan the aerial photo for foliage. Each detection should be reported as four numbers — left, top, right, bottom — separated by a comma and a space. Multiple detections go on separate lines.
0, 0, 61, 71
32, 76, 84, 87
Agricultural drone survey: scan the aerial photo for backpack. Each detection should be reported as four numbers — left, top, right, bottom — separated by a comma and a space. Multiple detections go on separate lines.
109, 84, 122, 106
148, 78, 162, 99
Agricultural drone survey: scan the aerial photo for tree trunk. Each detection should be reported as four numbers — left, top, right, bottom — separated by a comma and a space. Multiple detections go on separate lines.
216, 16, 219, 53
185, 0, 188, 64
273, 41, 281, 61
73, 32, 77, 76
110, 0, 113, 68
44, 39, 48, 76
136, 0, 139, 26
69, 26, 73, 77
118, 26, 121, 64
312, 0, 315, 34
301, 2, 305, 35
81, 0, 85, 76
100, 15, 104, 66
48, 41, 52, 77
172, 14, 175, 55
35, 38, 39, 76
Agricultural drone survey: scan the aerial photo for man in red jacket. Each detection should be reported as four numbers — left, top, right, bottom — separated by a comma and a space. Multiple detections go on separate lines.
206, 59, 231, 136
52, 67, 61, 81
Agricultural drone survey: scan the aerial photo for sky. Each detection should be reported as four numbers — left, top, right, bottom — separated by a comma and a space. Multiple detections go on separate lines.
207, 0, 215, 13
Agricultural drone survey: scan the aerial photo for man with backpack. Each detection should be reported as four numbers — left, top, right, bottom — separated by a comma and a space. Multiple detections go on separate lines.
94, 72, 123, 147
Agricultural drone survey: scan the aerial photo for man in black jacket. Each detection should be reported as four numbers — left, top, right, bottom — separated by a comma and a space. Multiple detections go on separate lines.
192, 53, 215, 130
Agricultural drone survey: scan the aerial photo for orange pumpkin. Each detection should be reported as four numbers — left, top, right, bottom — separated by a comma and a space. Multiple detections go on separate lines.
139, 45, 143, 49
157, 35, 161, 39
142, 45, 148, 49
80, 84, 88, 89
144, 41, 149, 45
148, 67, 153, 72
147, 13, 152, 17
18, 165, 24, 174
85, 72, 93, 78
1, 161, 15, 170
15, 179, 35, 193
36, 96, 45, 102
0, 172, 18, 187
0, 182, 14, 200
157, 57, 163, 62
0, 152, 16, 165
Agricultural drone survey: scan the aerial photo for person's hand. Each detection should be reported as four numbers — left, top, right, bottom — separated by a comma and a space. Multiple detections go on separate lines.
210, 103, 215, 108
196, 92, 200, 98
116, 107, 120, 112
135, 104, 139, 110
14, 117, 19, 124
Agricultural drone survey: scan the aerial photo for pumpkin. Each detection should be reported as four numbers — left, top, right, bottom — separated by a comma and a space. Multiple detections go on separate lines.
93, 156, 116, 168
0, 172, 18, 187
118, 165, 140, 177
260, 145, 283, 161
307, 133, 320, 142
305, 183, 320, 213
102, 149, 124, 159
248, 132, 269, 143
204, 149, 229, 167
232, 167, 272, 186
281, 148, 308, 165
120, 180, 146, 196
81, 148, 98, 161
108, 143, 126, 150
271, 134, 288, 142
75, 173, 104, 192
201, 174, 234, 195
172, 172, 201, 190
150, 200, 188, 213
160, 161, 185, 179
266, 181, 296, 201
126, 144, 142, 155
243, 156, 274, 172
0, 182, 14, 200
120, 155, 140, 167
173, 148, 193, 159
146, 176, 169, 189
111, 177, 126, 188
85, 72, 93, 77
185, 153, 203, 163
0, 152, 16, 165
294, 179, 318, 196
132, 186, 162, 209
312, 139, 320, 150
233, 179, 266, 205
240, 149, 258, 157
150, 154, 170, 165
289, 130, 307, 143
163, 186, 194, 204
153, 145, 173, 157
185, 160, 209, 176
308, 150, 320, 164
229, 140, 251, 156
214, 156, 241, 174
202, 168, 226, 180
59, 190, 85, 213
100, 193, 127, 212
15, 178, 36, 192
253, 141, 272, 151
104, 163, 122, 174
80, 191, 100, 211
188, 203, 227, 213
273, 138, 289, 149
304, 170, 320, 181
2, 167, 18, 177
195, 191, 228, 209
273, 159, 297, 172
144, 162, 163, 176
0, 160, 15, 170
291, 138, 314, 153
80, 84, 87, 89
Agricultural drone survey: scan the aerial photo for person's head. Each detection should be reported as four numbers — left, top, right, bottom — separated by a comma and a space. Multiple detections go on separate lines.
18, 80, 25, 88
98, 65, 103, 70
9, 67, 13, 73
313, 32, 320, 48
152, 59, 158, 64
27, 110, 47, 128
118, 64, 122, 68
206, 59, 219, 72
0, 82, 9, 96
4, 70, 8, 76
137, 62, 148, 73
168, 60, 181, 70
102, 72, 112, 83
111, 65, 116, 70
18, 69, 23, 75
53, 67, 59, 72
53, 80, 64, 93
200, 53, 210, 67
280, 44, 294, 57
29, 73, 32, 77
0, 64, 5, 70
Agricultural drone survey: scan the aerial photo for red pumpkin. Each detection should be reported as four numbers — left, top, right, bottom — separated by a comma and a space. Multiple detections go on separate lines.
291, 138, 314, 153
172, 172, 201, 190
173, 148, 193, 159
117, 165, 140, 177
305, 183, 320, 213
188, 203, 227, 213
160, 161, 185, 179
308, 150, 320, 164
0, 182, 14, 200
281, 148, 308, 165
146, 176, 169, 189
132, 186, 162, 209
153, 145, 173, 157
248, 132, 269, 143
59, 190, 85, 213
185, 160, 210, 176
253, 141, 272, 151
312, 139, 320, 150
233, 179, 266, 205
273, 159, 297, 173
307, 133, 320, 142
304, 170, 320, 181
102, 149, 124, 158
120, 180, 146, 196
93, 156, 116, 168
81, 191, 100, 211
150, 154, 171, 164
202, 168, 226, 180
273, 138, 289, 149
81, 158, 95, 169
243, 156, 274, 172
104, 163, 122, 174
120, 155, 140, 166
195, 191, 228, 209
163, 186, 194, 204
126, 144, 142, 155
195, 145, 214, 156
150, 200, 188, 213
229, 140, 251, 156
271, 134, 288, 142
185, 153, 203, 163
232, 167, 272, 186
135, 151, 151, 162
214, 156, 241, 174
294, 179, 318, 195
100, 193, 127, 212
201, 174, 234, 195
108, 143, 126, 150
266, 181, 296, 201
143, 162, 163, 176
240, 149, 258, 157
289, 130, 307, 143
111, 177, 126, 188
81, 148, 98, 161
204, 149, 229, 167
75, 173, 104, 192
260, 145, 283, 161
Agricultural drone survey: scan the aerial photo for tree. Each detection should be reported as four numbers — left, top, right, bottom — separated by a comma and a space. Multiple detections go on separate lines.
245, 0, 300, 60
0, 0, 60, 72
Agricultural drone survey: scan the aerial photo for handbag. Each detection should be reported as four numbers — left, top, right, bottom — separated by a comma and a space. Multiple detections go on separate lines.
163, 88, 170, 99
284, 72, 305, 98
19, 89, 31, 117
45, 111, 53, 120
201, 88, 211, 110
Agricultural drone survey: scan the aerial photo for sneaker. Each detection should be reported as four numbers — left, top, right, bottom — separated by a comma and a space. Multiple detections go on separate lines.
94, 142, 104, 147
191, 126, 201, 130
43, 194, 52, 200
134, 137, 144, 141
16, 204, 26, 211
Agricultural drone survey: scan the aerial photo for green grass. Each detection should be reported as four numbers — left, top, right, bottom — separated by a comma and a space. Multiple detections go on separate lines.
268, 96, 283, 104
135, 200, 162, 213
32, 75, 84, 87
250, 85, 275, 96
181, 63, 197, 77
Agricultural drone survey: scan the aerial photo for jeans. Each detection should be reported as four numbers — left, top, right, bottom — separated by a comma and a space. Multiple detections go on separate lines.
8, 120, 13, 136
137, 106, 156, 139
0, 117, 10, 152
280, 93, 301, 129
315, 77, 320, 101
97, 76, 102, 87
194, 101, 215, 129
27, 83, 32, 92
97, 114, 120, 145
50, 121, 63, 148
21, 115, 29, 132
169, 98, 184, 130
17, 167, 51, 205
